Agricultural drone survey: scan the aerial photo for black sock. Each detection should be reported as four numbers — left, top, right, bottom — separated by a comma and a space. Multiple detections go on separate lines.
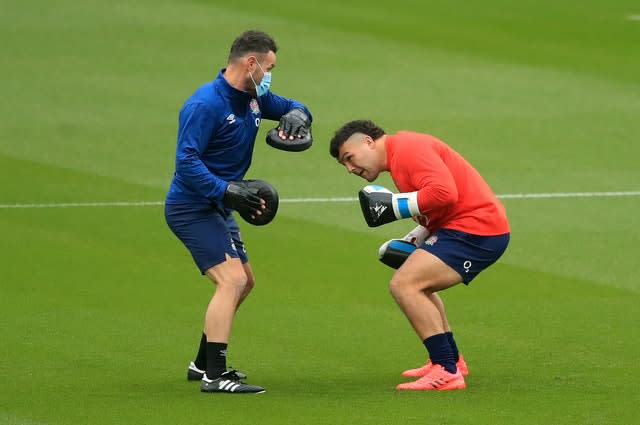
205, 342, 228, 378
445, 331, 460, 363
423, 333, 457, 374
194, 333, 207, 370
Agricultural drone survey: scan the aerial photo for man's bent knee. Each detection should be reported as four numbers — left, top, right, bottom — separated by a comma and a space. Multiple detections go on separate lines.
204, 258, 249, 294
241, 263, 256, 294
389, 273, 416, 300
244, 277, 255, 292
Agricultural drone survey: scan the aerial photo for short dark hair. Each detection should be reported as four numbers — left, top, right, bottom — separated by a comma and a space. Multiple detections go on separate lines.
228, 30, 278, 62
329, 120, 386, 158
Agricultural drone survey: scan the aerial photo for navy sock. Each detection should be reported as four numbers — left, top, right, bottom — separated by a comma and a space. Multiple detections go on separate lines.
205, 342, 228, 378
194, 332, 207, 370
445, 331, 460, 363
423, 333, 457, 374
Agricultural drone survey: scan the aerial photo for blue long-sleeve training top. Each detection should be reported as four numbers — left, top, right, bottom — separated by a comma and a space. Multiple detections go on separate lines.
165, 69, 312, 206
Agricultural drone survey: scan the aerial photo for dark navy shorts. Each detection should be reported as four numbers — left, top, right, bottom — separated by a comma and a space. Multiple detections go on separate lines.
164, 202, 249, 274
419, 228, 510, 284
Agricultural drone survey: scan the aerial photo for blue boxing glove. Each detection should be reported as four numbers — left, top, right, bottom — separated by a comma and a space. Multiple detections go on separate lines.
378, 239, 417, 269
358, 185, 421, 227
378, 225, 430, 269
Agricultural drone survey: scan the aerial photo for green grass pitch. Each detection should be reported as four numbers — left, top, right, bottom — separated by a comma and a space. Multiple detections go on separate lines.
1, 1, 639, 424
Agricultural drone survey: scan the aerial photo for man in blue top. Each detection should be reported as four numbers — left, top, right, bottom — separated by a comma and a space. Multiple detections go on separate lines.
164, 30, 312, 394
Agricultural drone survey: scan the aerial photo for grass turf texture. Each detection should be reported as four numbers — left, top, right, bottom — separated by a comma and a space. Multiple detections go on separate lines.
1, 0, 639, 424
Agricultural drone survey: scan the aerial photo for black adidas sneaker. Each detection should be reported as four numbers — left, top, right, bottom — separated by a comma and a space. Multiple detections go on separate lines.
200, 371, 265, 394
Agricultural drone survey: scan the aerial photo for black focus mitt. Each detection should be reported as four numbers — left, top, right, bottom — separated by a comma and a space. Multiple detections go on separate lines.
266, 109, 313, 152
223, 180, 279, 226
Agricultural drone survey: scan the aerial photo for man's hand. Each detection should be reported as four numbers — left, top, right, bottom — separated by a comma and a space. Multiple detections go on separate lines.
223, 181, 265, 219
266, 110, 313, 152
402, 225, 430, 245
223, 180, 279, 226
278, 109, 310, 140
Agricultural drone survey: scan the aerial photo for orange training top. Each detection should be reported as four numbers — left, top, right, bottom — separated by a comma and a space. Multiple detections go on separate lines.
386, 131, 510, 235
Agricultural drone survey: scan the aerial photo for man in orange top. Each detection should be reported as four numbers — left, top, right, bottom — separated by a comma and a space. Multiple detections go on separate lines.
329, 120, 510, 391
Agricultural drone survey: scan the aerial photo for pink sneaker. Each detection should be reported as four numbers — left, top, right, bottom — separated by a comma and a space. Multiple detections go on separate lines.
397, 364, 466, 391
401, 354, 469, 377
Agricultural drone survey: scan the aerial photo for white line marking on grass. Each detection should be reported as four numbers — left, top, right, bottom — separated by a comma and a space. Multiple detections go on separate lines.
627, 15, 640, 21
284, 191, 640, 202
0, 191, 639, 209
281, 197, 356, 203
0, 201, 164, 209
497, 191, 640, 199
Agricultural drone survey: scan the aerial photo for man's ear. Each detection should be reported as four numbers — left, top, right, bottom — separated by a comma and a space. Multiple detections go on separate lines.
245, 55, 257, 71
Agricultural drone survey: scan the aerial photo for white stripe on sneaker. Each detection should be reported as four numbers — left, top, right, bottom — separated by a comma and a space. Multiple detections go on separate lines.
189, 362, 205, 373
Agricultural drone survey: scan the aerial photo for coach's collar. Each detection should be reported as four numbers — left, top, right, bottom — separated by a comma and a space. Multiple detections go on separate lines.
217, 68, 251, 99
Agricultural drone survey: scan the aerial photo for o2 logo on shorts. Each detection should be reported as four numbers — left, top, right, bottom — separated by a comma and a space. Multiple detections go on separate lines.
463, 260, 472, 273
255, 118, 261, 127
425, 235, 438, 246
230, 238, 238, 252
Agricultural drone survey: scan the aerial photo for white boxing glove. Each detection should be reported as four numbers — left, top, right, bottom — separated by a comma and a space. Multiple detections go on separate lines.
358, 185, 421, 227
402, 225, 429, 245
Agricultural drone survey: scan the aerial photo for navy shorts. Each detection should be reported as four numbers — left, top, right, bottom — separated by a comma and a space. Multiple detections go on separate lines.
419, 228, 510, 284
164, 202, 248, 274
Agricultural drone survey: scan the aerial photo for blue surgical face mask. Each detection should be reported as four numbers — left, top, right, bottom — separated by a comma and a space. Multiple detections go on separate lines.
249, 60, 271, 97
